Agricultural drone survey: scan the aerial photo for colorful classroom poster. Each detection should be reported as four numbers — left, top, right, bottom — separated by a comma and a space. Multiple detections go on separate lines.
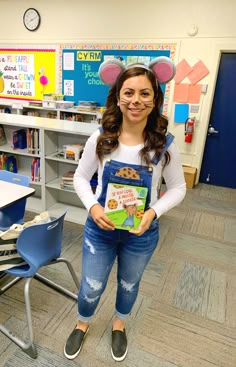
0, 48, 56, 101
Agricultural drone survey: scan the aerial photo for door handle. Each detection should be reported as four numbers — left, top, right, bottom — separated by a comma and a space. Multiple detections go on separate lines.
208, 126, 219, 135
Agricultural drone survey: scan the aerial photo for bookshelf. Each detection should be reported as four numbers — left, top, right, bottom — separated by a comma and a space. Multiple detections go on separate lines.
0, 99, 101, 123
0, 113, 99, 224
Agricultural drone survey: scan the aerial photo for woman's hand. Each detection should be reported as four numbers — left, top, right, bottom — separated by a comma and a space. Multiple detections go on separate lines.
129, 208, 156, 236
90, 203, 115, 230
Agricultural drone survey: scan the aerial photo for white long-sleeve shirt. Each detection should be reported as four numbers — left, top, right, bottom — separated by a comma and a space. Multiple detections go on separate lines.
73, 128, 186, 219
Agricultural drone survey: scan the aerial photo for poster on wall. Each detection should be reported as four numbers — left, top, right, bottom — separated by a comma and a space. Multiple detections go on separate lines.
0, 48, 56, 101
60, 43, 176, 114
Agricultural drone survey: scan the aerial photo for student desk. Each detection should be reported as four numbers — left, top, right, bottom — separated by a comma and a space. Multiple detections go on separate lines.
0, 180, 35, 278
0, 180, 35, 210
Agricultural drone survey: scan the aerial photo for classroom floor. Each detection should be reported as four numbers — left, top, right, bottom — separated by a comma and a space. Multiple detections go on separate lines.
0, 183, 236, 367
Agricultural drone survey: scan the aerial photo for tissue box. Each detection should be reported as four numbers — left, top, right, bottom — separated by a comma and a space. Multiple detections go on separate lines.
183, 166, 197, 189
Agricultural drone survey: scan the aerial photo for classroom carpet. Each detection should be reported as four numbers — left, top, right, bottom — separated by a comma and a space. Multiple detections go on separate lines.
0, 183, 236, 367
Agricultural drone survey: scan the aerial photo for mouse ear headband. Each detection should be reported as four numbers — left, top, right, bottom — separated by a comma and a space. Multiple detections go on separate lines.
98, 56, 176, 86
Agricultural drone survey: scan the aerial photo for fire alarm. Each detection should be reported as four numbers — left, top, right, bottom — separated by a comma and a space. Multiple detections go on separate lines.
188, 24, 198, 37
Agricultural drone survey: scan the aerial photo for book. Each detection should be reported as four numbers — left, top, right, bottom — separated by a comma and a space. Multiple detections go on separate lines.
11, 129, 27, 150
31, 158, 40, 182
26, 128, 40, 154
104, 183, 148, 230
61, 170, 75, 182
0, 124, 7, 145
60, 183, 75, 191
0, 153, 7, 170
5, 155, 17, 173
34, 129, 39, 154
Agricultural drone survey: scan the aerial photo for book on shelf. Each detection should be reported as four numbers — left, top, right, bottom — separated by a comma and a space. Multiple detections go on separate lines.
0, 152, 7, 170
24, 110, 40, 117
0, 153, 17, 172
60, 182, 75, 191
5, 155, 17, 173
61, 170, 75, 181
104, 183, 148, 231
60, 112, 83, 122
61, 180, 74, 186
28, 101, 43, 107
11, 129, 27, 150
31, 158, 40, 182
60, 170, 75, 191
0, 124, 7, 145
27, 128, 40, 154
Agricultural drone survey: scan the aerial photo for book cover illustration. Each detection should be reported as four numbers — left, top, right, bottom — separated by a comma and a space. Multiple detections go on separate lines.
104, 183, 148, 230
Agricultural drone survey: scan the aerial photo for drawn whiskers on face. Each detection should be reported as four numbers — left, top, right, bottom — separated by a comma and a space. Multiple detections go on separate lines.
119, 98, 153, 109
119, 98, 130, 106
143, 101, 154, 108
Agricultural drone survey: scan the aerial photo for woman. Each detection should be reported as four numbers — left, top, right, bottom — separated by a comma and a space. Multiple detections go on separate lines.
64, 57, 186, 362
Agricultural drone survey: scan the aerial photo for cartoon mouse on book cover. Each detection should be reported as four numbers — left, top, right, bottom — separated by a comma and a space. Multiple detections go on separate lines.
121, 201, 138, 229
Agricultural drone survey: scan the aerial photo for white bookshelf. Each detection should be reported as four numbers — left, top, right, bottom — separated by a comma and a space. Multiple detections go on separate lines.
0, 99, 101, 123
0, 113, 99, 224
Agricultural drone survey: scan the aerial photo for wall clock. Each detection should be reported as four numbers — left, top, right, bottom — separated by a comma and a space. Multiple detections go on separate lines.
23, 8, 41, 31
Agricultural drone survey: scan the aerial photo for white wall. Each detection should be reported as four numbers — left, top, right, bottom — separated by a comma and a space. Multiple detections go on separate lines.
0, 0, 236, 180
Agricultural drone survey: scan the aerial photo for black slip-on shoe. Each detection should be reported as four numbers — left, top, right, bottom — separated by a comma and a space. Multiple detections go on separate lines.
111, 329, 128, 362
64, 327, 89, 360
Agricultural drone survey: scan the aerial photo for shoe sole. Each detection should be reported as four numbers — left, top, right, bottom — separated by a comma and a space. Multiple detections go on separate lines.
64, 327, 89, 360
111, 347, 128, 362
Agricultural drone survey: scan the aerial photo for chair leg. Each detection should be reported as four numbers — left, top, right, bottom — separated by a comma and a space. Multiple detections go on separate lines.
0, 277, 37, 359
34, 257, 80, 301
0, 276, 22, 294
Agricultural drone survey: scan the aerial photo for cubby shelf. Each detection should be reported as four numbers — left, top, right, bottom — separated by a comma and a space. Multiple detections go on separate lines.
0, 113, 99, 224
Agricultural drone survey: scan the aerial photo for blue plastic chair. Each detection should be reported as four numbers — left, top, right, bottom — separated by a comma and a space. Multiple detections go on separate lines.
0, 210, 80, 359
0, 170, 30, 231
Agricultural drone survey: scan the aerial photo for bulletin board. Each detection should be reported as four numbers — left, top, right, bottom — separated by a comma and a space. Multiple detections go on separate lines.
59, 43, 176, 114
0, 48, 56, 101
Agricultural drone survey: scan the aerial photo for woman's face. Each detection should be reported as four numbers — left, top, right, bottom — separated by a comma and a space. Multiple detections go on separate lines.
117, 74, 155, 123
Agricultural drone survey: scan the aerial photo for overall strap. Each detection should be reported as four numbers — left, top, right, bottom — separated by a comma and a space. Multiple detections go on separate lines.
151, 132, 175, 165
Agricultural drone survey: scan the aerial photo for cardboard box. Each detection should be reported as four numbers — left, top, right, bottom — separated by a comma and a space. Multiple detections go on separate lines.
183, 165, 197, 189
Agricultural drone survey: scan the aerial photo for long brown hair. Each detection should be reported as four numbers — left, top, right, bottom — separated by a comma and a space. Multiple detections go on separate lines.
96, 66, 169, 165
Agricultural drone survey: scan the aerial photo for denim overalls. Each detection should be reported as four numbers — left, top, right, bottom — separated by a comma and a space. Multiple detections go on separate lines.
77, 133, 174, 322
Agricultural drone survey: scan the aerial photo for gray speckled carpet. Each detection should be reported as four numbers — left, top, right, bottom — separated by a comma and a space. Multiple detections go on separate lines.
4, 345, 80, 367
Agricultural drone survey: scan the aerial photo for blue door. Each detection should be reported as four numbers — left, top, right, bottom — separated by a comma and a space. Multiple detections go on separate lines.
199, 53, 236, 189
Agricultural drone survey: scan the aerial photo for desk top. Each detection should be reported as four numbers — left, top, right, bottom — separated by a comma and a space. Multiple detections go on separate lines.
0, 180, 35, 209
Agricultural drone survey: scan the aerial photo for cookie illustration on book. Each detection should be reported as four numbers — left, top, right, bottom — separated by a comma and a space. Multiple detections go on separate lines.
115, 167, 140, 179
107, 199, 118, 209
135, 209, 144, 219
113, 184, 124, 189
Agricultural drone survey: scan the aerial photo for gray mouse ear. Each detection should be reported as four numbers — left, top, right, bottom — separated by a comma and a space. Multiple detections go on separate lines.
98, 59, 126, 86
149, 56, 176, 83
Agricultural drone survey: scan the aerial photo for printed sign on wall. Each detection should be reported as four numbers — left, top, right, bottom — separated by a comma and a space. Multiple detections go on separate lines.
0, 48, 56, 101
